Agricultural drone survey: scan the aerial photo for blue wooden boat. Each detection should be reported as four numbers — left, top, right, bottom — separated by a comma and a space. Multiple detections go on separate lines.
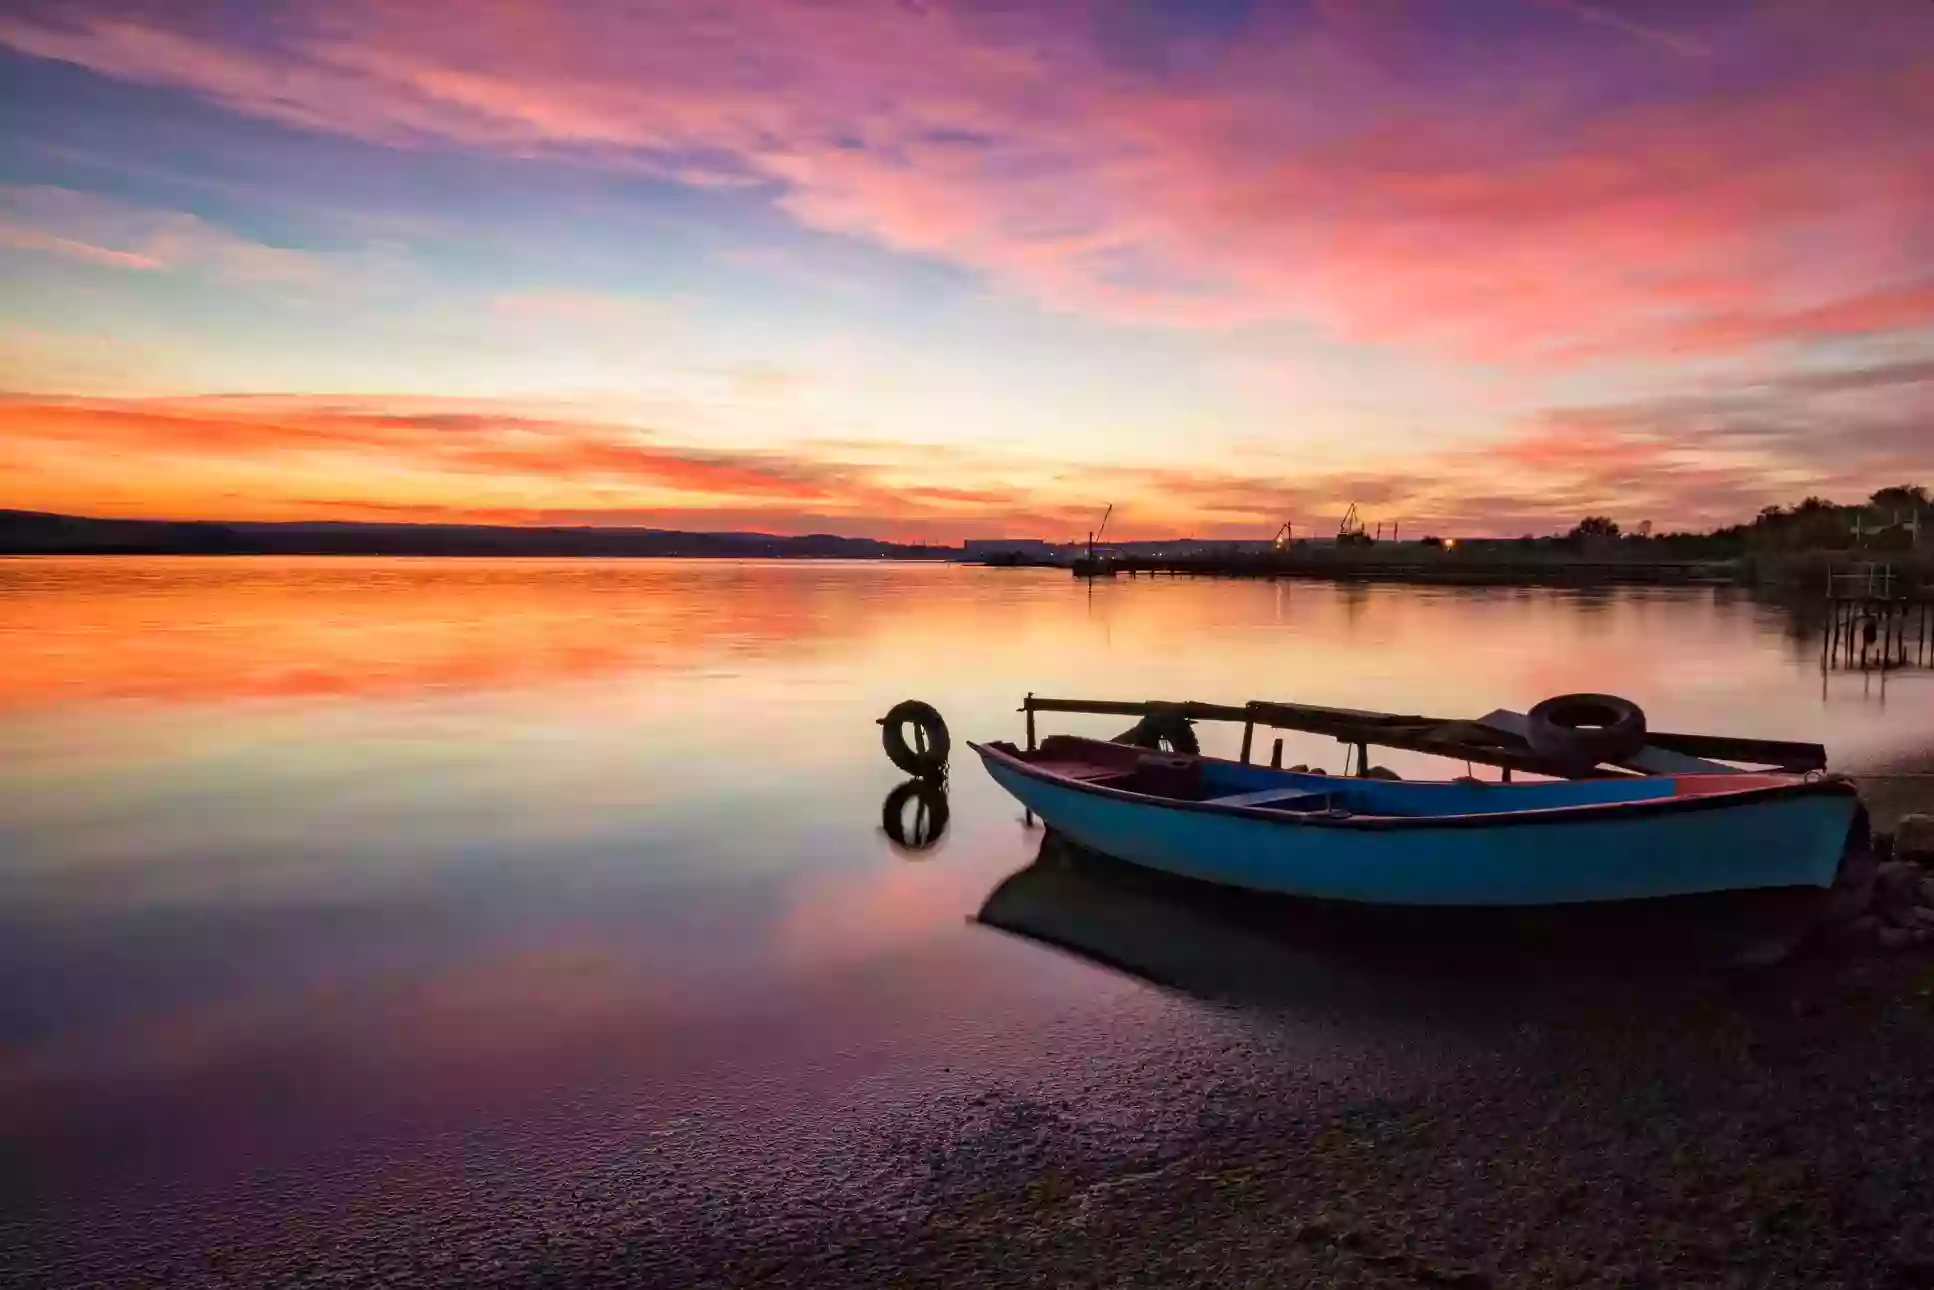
971, 735, 1862, 906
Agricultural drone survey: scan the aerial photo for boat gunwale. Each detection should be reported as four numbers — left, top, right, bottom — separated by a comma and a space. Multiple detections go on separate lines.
969, 739, 1857, 833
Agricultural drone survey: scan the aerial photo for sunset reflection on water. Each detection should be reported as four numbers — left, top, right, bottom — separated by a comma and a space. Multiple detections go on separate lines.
3, 557, 1930, 1263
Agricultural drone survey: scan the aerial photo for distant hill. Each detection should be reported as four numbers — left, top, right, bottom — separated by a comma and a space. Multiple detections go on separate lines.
0, 509, 960, 560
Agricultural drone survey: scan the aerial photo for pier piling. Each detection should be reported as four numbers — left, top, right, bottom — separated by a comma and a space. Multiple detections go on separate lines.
1824, 564, 1931, 672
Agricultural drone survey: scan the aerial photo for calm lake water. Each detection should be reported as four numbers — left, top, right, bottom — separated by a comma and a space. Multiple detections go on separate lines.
4, 557, 1931, 1278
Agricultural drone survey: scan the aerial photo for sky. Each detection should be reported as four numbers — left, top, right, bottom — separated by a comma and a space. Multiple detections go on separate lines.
0, 0, 1929, 541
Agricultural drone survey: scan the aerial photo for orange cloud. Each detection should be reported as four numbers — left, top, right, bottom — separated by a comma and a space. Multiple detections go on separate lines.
0, 396, 849, 508
5, 371, 1924, 540
0, 394, 1114, 536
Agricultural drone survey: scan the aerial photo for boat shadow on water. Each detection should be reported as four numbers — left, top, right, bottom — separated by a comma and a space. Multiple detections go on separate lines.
974, 830, 1836, 1023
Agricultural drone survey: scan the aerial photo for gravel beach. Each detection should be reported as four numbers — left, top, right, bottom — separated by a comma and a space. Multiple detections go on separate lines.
33, 918, 1932, 1290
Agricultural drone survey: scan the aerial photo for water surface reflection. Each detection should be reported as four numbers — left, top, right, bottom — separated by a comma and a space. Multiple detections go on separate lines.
3, 557, 1930, 1275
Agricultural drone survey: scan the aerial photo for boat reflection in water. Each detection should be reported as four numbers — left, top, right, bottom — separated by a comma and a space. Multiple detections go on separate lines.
975, 831, 1828, 1015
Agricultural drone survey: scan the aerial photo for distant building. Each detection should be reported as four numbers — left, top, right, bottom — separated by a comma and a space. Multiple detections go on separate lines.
965, 538, 1056, 559
1110, 539, 1278, 557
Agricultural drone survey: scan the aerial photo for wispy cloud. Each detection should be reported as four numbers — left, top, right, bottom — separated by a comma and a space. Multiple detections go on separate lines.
0, 185, 326, 284
0, 226, 162, 269
1530, 0, 1709, 58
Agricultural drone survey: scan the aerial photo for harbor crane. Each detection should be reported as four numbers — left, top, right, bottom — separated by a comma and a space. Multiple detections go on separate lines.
1337, 502, 1375, 547
1088, 503, 1113, 561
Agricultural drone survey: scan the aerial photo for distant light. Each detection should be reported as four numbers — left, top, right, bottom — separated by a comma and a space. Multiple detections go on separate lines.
1444, 538, 1458, 549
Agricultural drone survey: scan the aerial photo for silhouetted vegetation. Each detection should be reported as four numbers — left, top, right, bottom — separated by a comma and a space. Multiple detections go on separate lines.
4, 487, 1926, 565
0, 510, 956, 559
1568, 516, 1621, 541
1557, 486, 1930, 560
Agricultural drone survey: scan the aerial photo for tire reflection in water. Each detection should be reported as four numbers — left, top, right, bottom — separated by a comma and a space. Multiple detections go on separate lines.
880, 777, 950, 856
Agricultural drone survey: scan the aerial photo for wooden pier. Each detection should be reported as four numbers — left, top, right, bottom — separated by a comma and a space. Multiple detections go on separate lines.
1076, 552, 1736, 586
1823, 564, 1933, 671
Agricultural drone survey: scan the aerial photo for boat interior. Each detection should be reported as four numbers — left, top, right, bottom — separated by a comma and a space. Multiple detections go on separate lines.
1000, 735, 1794, 818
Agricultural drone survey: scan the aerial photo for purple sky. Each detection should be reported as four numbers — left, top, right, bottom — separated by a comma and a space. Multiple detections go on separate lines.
2, 0, 1930, 538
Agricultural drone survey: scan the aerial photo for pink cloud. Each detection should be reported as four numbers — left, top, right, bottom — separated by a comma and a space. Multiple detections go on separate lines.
1629, 279, 1934, 356
9, 1, 1926, 363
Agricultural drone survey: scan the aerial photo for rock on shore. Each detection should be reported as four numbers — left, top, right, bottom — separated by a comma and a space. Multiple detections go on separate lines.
1823, 816, 1934, 952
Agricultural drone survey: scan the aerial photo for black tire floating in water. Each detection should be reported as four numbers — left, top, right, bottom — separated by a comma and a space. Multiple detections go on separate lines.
879, 699, 951, 776
1525, 692, 1648, 765
881, 778, 950, 854
1111, 712, 1201, 757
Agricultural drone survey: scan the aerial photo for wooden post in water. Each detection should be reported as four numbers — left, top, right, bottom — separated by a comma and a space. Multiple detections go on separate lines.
1239, 719, 1254, 763
1270, 738, 1283, 769
1021, 694, 1037, 827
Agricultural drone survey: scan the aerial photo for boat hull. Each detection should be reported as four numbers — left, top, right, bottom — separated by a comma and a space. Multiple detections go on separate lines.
977, 749, 1859, 907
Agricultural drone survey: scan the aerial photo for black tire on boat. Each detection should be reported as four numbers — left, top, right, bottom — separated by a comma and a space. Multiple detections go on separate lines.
879, 699, 950, 776
1525, 692, 1648, 765
1111, 713, 1200, 756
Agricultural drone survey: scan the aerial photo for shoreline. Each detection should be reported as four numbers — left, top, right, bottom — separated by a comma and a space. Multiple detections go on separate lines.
1853, 744, 1934, 833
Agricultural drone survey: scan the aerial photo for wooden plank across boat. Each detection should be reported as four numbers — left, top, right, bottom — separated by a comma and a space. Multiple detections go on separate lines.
969, 694, 1858, 908
1016, 693, 1827, 778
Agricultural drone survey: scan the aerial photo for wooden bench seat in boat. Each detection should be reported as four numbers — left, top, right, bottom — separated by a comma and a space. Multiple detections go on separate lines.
1201, 787, 1333, 811
1027, 760, 1134, 785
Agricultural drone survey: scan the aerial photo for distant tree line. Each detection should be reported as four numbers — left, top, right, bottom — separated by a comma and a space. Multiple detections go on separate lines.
0, 509, 960, 559
1543, 485, 1930, 558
